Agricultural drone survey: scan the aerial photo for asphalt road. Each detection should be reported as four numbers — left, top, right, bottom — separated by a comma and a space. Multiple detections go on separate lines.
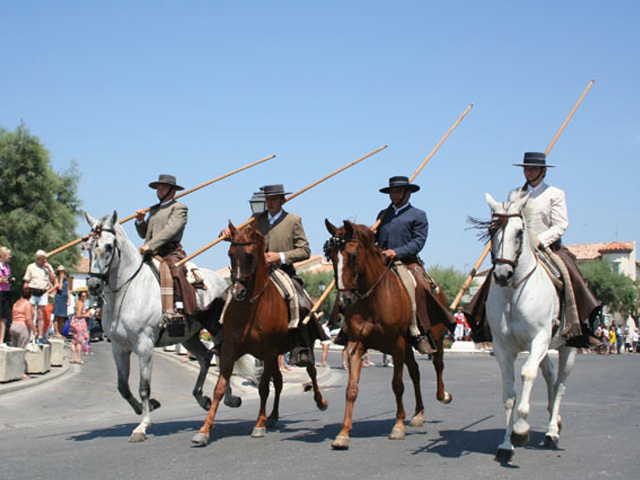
1, 342, 638, 480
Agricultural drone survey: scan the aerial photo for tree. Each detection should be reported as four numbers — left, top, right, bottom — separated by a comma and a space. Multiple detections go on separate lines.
0, 124, 82, 298
579, 259, 639, 322
427, 264, 467, 309
299, 270, 336, 321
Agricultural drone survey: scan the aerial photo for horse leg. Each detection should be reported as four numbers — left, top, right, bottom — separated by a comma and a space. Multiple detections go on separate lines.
332, 341, 364, 450
430, 325, 453, 404
111, 345, 143, 415
182, 336, 214, 411
305, 349, 328, 411
129, 350, 156, 443
389, 348, 407, 440
191, 352, 235, 447
539, 353, 558, 424
252, 356, 275, 438
544, 345, 576, 449
512, 335, 549, 446
404, 345, 424, 428
493, 342, 517, 463
266, 358, 282, 429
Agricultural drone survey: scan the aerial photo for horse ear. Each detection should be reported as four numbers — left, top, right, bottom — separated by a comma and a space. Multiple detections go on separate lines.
343, 220, 354, 237
249, 219, 257, 234
228, 220, 236, 236
325, 219, 337, 235
110, 211, 118, 226
486, 193, 500, 212
85, 212, 98, 229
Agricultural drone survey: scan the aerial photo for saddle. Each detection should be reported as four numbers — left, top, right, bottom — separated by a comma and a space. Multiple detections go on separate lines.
147, 257, 213, 312
390, 262, 420, 337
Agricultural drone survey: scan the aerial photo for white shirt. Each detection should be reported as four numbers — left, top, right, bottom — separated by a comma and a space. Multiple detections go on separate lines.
508, 181, 568, 247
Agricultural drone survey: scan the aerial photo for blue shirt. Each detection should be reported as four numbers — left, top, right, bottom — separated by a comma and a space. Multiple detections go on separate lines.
375, 203, 428, 260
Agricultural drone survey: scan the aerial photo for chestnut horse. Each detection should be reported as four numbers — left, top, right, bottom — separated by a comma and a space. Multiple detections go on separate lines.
324, 220, 452, 450
191, 221, 328, 446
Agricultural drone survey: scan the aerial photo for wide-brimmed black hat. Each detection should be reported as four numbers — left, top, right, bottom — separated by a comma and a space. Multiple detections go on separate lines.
149, 174, 184, 190
261, 184, 291, 197
513, 152, 555, 168
379, 176, 420, 194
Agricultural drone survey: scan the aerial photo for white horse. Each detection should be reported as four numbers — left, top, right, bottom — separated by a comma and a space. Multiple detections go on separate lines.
84, 212, 241, 442
484, 193, 577, 463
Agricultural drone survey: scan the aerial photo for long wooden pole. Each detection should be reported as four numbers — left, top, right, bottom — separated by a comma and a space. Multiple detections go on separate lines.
175, 145, 388, 267
45, 155, 276, 258
449, 79, 595, 310
303, 104, 474, 324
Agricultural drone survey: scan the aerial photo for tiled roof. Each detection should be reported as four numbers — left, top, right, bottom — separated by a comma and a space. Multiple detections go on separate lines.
565, 241, 635, 261
72, 257, 90, 274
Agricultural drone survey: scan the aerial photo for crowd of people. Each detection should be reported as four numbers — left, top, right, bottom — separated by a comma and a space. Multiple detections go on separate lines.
0, 248, 103, 376
594, 322, 639, 355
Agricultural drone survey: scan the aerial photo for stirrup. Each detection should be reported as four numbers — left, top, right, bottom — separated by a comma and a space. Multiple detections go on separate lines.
163, 310, 186, 337
413, 335, 436, 355
290, 347, 312, 367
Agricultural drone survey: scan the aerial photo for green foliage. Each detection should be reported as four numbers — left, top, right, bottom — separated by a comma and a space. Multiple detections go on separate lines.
0, 124, 82, 298
426, 264, 467, 309
579, 259, 639, 319
299, 270, 336, 321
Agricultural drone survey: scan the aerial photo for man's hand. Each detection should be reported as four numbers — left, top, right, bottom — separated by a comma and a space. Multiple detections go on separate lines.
264, 252, 281, 265
135, 209, 146, 222
382, 249, 397, 259
220, 228, 232, 240
139, 244, 151, 256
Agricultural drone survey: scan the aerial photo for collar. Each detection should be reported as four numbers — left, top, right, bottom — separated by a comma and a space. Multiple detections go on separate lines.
159, 199, 176, 208
526, 181, 546, 195
268, 210, 283, 225
393, 202, 411, 215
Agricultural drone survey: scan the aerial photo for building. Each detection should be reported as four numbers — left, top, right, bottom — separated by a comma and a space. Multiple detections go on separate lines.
565, 241, 638, 281
216, 254, 333, 280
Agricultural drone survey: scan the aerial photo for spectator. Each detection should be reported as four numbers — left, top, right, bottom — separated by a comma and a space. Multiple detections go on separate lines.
453, 307, 466, 341
319, 313, 332, 366
0, 246, 16, 347
615, 324, 623, 354
632, 329, 639, 353
52, 265, 71, 338
22, 250, 55, 344
70, 291, 90, 364
608, 324, 617, 354
9, 286, 36, 347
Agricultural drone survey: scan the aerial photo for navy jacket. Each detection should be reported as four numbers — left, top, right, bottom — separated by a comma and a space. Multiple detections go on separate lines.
375, 203, 428, 260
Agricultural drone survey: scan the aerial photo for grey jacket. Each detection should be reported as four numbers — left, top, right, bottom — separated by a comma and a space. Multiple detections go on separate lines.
136, 200, 188, 254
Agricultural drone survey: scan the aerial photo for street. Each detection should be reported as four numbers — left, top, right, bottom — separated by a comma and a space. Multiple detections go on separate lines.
1, 342, 638, 480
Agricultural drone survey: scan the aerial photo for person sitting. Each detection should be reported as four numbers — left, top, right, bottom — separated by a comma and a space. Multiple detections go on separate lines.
135, 174, 196, 336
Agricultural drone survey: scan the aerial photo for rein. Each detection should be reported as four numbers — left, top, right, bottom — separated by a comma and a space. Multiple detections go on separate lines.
490, 212, 538, 289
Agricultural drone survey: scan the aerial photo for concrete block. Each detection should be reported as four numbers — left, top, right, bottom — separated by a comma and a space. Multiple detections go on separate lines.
25, 344, 51, 374
0, 347, 26, 382
49, 338, 65, 367
175, 343, 187, 355
163, 344, 176, 352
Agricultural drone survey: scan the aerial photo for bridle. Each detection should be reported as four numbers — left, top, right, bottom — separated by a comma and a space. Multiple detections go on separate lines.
229, 238, 267, 303
87, 222, 144, 294
490, 212, 538, 288
326, 234, 392, 302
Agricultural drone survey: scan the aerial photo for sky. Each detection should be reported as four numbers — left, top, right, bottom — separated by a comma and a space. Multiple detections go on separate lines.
1, 1, 639, 274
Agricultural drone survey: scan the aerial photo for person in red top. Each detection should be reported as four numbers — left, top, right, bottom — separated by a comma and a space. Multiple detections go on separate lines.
9, 286, 37, 348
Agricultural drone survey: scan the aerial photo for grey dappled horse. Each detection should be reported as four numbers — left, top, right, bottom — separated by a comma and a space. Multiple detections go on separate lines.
484, 194, 576, 463
85, 212, 240, 442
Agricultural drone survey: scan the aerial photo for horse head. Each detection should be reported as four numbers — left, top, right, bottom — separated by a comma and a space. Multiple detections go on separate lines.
325, 219, 380, 308
486, 192, 531, 287
85, 211, 119, 296
228, 220, 265, 301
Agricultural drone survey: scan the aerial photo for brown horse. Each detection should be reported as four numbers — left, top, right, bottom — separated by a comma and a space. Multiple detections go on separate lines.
324, 220, 452, 450
191, 221, 328, 446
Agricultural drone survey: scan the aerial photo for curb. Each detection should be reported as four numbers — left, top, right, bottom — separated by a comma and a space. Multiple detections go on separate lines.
0, 358, 71, 396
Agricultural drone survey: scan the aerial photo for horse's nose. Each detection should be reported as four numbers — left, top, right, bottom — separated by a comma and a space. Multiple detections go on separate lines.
87, 277, 103, 295
232, 283, 246, 301
493, 267, 513, 287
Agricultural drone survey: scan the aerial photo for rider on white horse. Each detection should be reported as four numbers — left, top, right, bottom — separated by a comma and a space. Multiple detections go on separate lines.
135, 174, 196, 336
465, 152, 601, 347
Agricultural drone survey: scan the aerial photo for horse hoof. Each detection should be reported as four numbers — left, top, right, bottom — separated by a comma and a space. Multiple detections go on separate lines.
544, 435, 559, 450
224, 395, 242, 409
439, 391, 453, 404
317, 398, 328, 411
200, 397, 212, 411
149, 398, 161, 411
510, 431, 529, 447
495, 448, 514, 464
332, 435, 350, 450
265, 418, 278, 429
388, 428, 406, 440
251, 427, 267, 438
409, 415, 424, 428
128, 431, 147, 443
191, 432, 210, 447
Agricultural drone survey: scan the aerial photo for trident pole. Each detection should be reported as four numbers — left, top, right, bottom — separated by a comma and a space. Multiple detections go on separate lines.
449, 79, 595, 310
175, 145, 388, 267
45, 154, 276, 258
303, 104, 475, 324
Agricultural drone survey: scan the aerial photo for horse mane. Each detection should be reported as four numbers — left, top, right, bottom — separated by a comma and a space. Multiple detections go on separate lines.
467, 215, 509, 244
349, 222, 385, 263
